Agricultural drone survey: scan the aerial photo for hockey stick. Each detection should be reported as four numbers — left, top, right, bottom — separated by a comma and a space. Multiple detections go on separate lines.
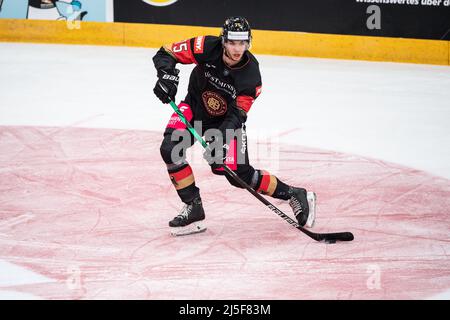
167, 100, 354, 243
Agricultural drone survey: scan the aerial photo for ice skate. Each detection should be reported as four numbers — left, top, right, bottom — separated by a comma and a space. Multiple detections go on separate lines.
288, 187, 316, 228
169, 197, 207, 236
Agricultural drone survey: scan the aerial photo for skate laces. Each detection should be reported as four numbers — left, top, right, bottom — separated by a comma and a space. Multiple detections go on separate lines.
289, 197, 303, 217
177, 204, 192, 221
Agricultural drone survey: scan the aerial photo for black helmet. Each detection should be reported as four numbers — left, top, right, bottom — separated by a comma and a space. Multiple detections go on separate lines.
221, 16, 252, 43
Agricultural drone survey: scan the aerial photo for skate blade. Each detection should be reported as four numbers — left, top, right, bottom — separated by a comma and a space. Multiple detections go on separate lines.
170, 222, 207, 237
306, 192, 316, 228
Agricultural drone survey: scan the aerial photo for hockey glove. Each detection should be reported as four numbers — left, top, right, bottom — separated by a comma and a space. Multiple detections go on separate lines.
153, 69, 179, 104
203, 136, 229, 170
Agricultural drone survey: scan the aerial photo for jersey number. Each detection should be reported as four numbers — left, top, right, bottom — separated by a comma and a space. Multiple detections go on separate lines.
172, 41, 188, 53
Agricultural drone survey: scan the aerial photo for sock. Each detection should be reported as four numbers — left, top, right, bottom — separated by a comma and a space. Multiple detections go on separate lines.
272, 178, 292, 200
167, 163, 200, 203
256, 170, 291, 200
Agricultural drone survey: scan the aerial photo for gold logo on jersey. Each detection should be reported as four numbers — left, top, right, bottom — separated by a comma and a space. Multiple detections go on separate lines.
141, 0, 178, 7
202, 91, 227, 116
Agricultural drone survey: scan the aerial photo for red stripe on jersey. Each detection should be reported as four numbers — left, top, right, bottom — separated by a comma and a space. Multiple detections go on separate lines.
168, 39, 196, 64
236, 95, 255, 113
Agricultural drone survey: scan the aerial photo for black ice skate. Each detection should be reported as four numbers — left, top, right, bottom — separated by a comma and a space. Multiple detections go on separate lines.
288, 187, 316, 228
169, 197, 206, 236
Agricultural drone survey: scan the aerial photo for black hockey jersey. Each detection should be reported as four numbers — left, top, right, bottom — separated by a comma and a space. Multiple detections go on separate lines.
153, 36, 262, 126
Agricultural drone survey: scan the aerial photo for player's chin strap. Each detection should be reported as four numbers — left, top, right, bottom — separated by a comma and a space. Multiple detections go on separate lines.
166, 100, 354, 243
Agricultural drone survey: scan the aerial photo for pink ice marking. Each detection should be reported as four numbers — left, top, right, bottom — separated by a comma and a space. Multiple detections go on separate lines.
0, 126, 449, 299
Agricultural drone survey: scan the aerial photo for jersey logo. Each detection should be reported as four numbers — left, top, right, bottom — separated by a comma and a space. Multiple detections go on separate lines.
202, 91, 227, 116
194, 36, 205, 54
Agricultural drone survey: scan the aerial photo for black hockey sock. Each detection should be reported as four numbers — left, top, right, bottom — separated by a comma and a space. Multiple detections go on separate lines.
167, 163, 200, 204
255, 170, 291, 200
271, 178, 292, 200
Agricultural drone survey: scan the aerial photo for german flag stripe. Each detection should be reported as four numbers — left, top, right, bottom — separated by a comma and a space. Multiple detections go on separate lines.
171, 165, 193, 181
257, 170, 277, 196
172, 174, 195, 190
257, 171, 277, 196
266, 175, 277, 196
169, 165, 195, 190
258, 172, 270, 193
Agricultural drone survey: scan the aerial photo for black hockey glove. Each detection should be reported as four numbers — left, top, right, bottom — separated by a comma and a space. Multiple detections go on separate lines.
203, 136, 229, 170
153, 69, 179, 104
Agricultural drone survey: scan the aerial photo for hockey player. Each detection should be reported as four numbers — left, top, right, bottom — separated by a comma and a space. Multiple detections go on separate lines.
153, 16, 316, 235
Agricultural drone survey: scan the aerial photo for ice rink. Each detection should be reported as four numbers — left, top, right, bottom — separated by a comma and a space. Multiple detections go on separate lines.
0, 42, 449, 299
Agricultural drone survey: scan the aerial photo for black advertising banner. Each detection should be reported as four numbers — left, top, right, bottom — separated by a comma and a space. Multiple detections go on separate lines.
113, 0, 450, 40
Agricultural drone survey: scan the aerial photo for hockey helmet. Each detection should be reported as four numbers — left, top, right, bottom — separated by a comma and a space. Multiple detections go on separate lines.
221, 16, 252, 44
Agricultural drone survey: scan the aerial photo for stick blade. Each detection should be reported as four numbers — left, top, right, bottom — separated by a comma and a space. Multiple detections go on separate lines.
320, 232, 354, 243
298, 225, 354, 243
